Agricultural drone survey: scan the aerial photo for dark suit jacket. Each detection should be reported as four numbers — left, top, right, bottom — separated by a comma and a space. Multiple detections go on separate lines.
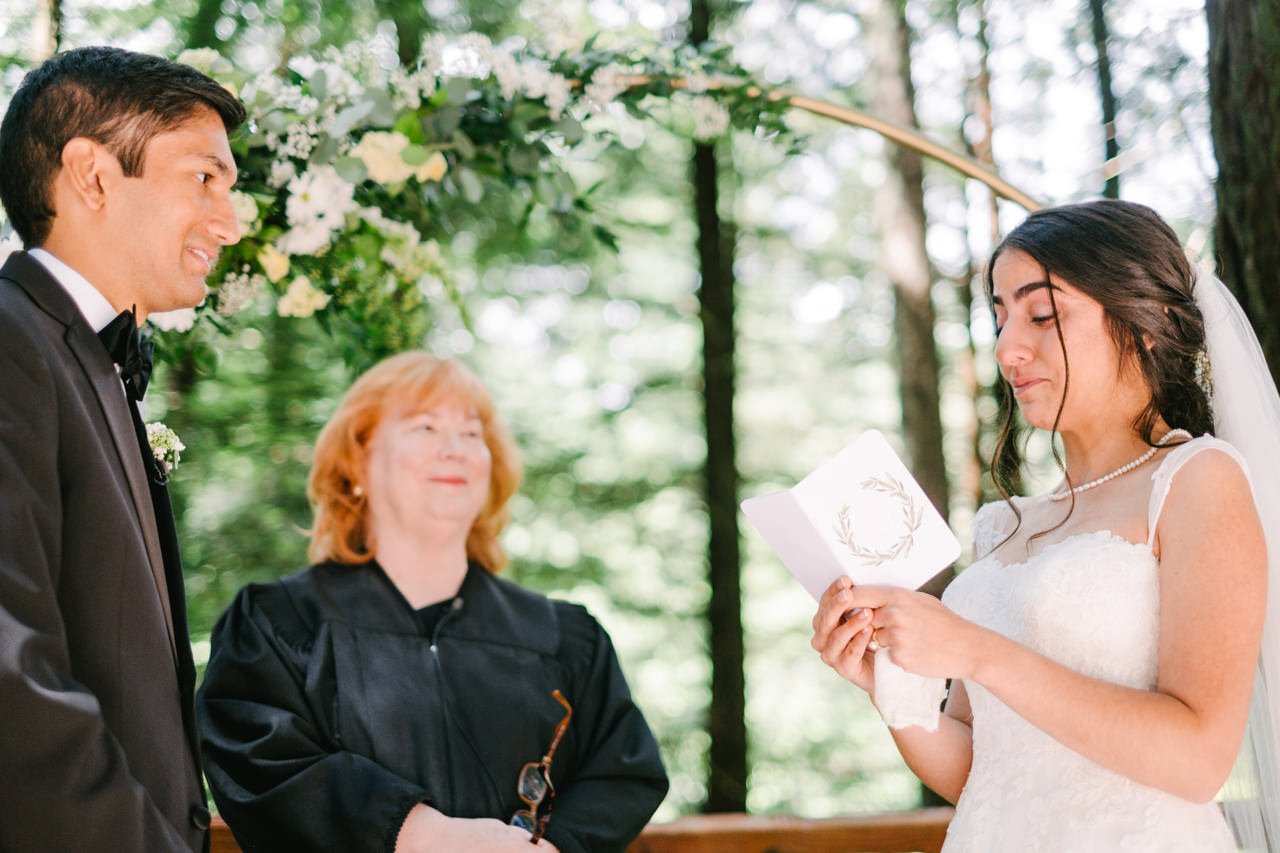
0, 251, 207, 851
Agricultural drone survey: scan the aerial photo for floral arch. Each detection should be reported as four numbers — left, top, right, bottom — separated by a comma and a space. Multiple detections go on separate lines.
0, 35, 1038, 358
123, 34, 1039, 360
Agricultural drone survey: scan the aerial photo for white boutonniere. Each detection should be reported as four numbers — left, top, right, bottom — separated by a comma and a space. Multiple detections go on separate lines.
145, 422, 186, 475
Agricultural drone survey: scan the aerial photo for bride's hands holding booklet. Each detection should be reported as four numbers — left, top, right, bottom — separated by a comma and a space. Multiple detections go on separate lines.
814, 578, 984, 685
741, 430, 961, 731
810, 584, 877, 694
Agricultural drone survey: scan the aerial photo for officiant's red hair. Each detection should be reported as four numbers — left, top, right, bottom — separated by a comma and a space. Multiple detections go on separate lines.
307, 351, 522, 571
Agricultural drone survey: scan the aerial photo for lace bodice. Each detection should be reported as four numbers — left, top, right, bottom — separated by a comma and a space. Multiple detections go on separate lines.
939, 437, 1242, 852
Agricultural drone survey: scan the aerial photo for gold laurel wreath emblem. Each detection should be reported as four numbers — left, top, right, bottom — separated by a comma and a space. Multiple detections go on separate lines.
832, 474, 924, 566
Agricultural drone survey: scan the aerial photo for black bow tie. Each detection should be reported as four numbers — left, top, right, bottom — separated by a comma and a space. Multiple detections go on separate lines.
97, 309, 154, 399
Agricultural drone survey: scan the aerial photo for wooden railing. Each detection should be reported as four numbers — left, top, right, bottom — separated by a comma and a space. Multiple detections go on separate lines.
211, 808, 954, 852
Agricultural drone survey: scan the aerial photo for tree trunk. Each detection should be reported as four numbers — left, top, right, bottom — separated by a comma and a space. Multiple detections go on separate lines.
373, 0, 429, 66
1207, 0, 1280, 384
865, 0, 951, 535
32, 0, 61, 59
866, 3, 950, 810
185, 0, 227, 51
1088, 0, 1120, 199
690, 0, 748, 816
958, 0, 1002, 511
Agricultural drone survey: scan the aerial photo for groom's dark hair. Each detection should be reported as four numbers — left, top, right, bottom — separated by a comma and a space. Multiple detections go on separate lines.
0, 46, 246, 247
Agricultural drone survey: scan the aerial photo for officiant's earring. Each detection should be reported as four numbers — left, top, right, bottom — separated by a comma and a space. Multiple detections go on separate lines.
352, 484, 364, 498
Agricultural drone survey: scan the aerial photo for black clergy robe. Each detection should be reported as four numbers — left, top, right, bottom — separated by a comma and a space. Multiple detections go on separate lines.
197, 561, 668, 853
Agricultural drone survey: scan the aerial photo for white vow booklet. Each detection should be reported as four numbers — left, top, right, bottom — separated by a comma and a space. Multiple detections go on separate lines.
741, 430, 960, 598
741, 430, 961, 731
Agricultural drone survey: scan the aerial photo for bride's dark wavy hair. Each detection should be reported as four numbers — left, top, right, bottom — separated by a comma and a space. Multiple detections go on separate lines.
984, 199, 1214, 513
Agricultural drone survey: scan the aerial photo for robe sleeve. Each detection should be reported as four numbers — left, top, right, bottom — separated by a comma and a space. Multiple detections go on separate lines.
541, 604, 669, 853
197, 585, 427, 853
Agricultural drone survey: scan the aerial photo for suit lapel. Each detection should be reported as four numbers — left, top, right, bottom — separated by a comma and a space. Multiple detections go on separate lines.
2, 253, 178, 662
69, 326, 179, 659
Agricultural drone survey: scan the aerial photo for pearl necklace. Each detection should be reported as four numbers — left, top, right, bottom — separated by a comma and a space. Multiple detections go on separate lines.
1048, 428, 1192, 502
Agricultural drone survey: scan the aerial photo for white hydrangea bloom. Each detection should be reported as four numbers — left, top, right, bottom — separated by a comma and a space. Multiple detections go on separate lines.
450, 33, 496, 78
409, 66, 438, 100
144, 422, 185, 474
0, 230, 21, 267
289, 56, 363, 103
544, 75, 572, 121
490, 50, 522, 101
284, 164, 358, 242
519, 62, 572, 120
277, 221, 336, 256
268, 120, 320, 161
683, 71, 712, 94
388, 67, 425, 111
175, 48, 228, 75
520, 0, 583, 55
420, 35, 448, 78
690, 94, 731, 141
147, 308, 197, 332
229, 190, 259, 235
216, 267, 268, 316
268, 160, 297, 190
583, 64, 632, 114
277, 275, 331, 318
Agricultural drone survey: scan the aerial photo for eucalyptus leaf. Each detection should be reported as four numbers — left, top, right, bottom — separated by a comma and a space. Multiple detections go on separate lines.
310, 136, 342, 165
451, 130, 477, 160
431, 106, 463, 138
554, 118, 584, 145
506, 146, 541, 176
261, 111, 293, 134
455, 168, 484, 204
444, 77, 474, 103
368, 90, 399, 127
329, 100, 376, 138
401, 145, 430, 166
395, 112, 425, 144
512, 101, 549, 126
333, 156, 368, 184
533, 174, 557, 208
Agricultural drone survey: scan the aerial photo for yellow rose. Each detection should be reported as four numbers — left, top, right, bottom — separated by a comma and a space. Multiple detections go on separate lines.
416, 151, 448, 183
352, 131, 414, 184
277, 275, 331, 319
258, 244, 290, 282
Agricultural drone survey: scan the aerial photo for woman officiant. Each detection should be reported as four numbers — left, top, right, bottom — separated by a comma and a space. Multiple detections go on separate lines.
197, 352, 668, 852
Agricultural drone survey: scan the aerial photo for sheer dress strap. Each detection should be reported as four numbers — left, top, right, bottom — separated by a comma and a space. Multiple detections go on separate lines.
1146, 435, 1252, 549
972, 500, 1016, 561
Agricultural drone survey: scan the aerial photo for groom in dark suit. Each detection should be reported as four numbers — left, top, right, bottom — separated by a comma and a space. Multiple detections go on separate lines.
0, 48, 244, 850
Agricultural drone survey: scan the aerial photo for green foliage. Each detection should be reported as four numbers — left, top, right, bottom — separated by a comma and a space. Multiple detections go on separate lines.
157, 36, 792, 371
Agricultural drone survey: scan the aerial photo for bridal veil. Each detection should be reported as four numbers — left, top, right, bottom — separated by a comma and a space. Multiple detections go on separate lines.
1196, 269, 1280, 853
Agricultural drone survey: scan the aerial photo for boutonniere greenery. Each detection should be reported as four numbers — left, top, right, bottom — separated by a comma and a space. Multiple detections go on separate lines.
145, 422, 186, 475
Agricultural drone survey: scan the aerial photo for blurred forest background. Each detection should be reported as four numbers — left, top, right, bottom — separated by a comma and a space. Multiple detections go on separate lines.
3, 0, 1277, 823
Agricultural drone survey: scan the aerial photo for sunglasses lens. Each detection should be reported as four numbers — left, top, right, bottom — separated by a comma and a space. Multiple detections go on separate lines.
511, 809, 538, 832
518, 764, 548, 803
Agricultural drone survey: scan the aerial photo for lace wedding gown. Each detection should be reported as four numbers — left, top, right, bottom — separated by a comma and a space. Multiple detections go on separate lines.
939, 436, 1240, 852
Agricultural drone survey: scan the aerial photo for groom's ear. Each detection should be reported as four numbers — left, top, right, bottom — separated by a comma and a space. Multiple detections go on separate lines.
57, 137, 117, 213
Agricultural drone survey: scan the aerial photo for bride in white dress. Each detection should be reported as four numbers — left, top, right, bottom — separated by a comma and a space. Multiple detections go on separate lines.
811, 200, 1279, 852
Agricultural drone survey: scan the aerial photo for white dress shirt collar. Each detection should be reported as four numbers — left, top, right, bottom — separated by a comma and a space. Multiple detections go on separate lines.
28, 248, 121, 334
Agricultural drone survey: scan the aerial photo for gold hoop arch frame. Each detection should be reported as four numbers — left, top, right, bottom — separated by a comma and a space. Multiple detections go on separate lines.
632, 75, 1045, 212
781, 92, 1043, 213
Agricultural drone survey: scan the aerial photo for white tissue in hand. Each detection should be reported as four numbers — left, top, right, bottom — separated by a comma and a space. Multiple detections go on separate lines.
874, 648, 945, 731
